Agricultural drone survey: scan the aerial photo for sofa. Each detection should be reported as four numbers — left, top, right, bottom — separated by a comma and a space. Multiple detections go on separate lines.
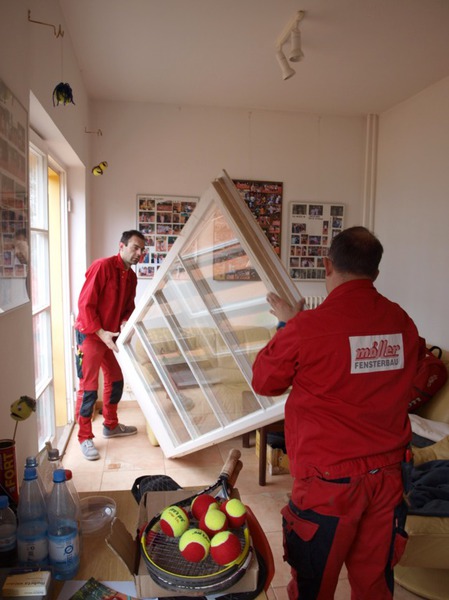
395, 348, 449, 600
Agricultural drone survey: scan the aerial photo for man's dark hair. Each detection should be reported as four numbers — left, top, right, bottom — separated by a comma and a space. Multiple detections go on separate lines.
120, 230, 145, 245
328, 226, 383, 279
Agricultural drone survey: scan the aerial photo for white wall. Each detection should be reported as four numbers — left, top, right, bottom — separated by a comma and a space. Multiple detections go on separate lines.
0, 0, 90, 473
375, 76, 449, 348
89, 101, 366, 304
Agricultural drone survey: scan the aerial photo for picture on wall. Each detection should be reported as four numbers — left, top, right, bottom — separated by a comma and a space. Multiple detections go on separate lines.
288, 202, 345, 281
136, 194, 198, 278
213, 178, 283, 281
0, 78, 29, 313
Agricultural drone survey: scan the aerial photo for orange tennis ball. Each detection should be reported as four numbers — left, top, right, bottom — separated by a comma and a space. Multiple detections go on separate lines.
191, 494, 219, 520
179, 528, 210, 562
220, 498, 247, 528
160, 505, 189, 537
210, 531, 241, 565
199, 506, 228, 537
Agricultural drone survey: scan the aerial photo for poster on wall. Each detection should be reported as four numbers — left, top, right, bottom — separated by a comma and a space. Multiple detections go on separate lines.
288, 202, 345, 281
0, 79, 29, 313
136, 194, 198, 278
213, 179, 283, 281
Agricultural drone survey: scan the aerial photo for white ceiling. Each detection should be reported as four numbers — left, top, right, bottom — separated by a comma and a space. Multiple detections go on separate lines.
58, 0, 449, 116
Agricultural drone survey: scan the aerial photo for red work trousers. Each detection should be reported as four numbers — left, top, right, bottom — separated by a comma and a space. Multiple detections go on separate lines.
282, 464, 407, 600
75, 331, 124, 443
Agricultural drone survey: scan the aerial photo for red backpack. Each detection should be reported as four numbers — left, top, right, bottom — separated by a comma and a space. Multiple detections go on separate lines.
409, 340, 448, 412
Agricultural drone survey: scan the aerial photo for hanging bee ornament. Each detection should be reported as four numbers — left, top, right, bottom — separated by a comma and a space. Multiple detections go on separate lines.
52, 82, 75, 106
10, 395, 37, 422
92, 161, 108, 176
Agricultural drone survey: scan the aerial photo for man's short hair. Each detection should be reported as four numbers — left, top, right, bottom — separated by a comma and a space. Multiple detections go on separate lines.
328, 226, 383, 279
120, 230, 145, 245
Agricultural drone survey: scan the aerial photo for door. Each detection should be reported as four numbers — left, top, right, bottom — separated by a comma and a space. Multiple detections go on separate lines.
118, 171, 301, 458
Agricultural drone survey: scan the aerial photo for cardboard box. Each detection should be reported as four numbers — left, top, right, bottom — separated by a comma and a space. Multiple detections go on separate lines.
106, 489, 258, 598
255, 431, 290, 475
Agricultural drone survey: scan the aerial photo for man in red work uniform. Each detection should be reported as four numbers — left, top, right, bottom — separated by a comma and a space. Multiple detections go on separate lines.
75, 230, 146, 460
252, 226, 423, 600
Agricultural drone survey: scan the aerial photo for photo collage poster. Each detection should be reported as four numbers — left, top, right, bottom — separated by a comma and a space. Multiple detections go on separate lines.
136, 194, 198, 278
288, 202, 345, 281
0, 79, 29, 312
213, 179, 282, 281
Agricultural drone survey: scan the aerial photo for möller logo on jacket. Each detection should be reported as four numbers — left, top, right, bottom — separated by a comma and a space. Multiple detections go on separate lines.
349, 334, 404, 373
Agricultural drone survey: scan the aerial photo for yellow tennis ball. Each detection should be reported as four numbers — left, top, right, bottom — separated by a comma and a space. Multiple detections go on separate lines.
220, 498, 247, 528
160, 505, 190, 537
199, 506, 228, 537
179, 528, 210, 562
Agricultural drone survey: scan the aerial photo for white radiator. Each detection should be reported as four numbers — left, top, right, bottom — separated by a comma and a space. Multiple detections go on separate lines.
305, 295, 326, 309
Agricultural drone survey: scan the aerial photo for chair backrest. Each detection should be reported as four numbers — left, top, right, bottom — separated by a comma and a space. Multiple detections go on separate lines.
416, 348, 449, 424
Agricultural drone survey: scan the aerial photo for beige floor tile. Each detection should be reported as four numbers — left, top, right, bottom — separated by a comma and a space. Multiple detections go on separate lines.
271, 586, 290, 600
71, 469, 104, 493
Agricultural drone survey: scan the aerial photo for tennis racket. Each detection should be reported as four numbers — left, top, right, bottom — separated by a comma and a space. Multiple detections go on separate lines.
140, 448, 253, 594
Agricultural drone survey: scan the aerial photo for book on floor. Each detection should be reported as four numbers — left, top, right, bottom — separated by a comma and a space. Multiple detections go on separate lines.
68, 578, 138, 600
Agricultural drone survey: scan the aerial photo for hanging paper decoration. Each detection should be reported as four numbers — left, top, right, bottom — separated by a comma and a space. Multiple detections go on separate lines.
52, 82, 75, 106
92, 161, 108, 176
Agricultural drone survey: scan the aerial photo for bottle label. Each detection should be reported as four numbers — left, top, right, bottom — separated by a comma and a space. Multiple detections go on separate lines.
17, 536, 48, 563
0, 531, 16, 551
48, 530, 79, 565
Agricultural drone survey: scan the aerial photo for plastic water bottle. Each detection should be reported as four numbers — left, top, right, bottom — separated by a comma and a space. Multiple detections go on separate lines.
64, 469, 82, 550
0, 495, 17, 567
47, 469, 80, 580
25, 455, 46, 499
17, 467, 48, 567
64, 469, 81, 519
43, 448, 62, 497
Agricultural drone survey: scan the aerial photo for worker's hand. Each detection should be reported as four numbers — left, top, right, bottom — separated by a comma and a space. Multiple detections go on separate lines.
96, 328, 120, 352
267, 292, 306, 323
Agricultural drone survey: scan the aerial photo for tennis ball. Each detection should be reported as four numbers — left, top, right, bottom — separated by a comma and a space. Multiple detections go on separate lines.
179, 528, 210, 562
191, 494, 219, 520
160, 505, 190, 537
199, 506, 228, 537
210, 531, 241, 565
220, 498, 247, 528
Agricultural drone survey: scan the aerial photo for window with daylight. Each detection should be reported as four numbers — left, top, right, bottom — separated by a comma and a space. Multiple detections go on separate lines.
117, 170, 301, 458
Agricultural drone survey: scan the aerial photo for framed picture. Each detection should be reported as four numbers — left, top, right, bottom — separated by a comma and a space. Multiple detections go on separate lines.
213, 178, 283, 281
288, 202, 345, 281
136, 194, 198, 278
0, 79, 29, 313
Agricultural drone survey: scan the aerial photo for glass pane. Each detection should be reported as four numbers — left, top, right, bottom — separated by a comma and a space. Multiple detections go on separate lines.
29, 149, 48, 230
126, 275, 266, 446
33, 310, 52, 391
36, 384, 55, 448
30, 231, 50, 310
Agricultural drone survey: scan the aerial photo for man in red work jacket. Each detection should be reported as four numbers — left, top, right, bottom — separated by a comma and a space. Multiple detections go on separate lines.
252, 226, 423, 600
75, 230, 145, 460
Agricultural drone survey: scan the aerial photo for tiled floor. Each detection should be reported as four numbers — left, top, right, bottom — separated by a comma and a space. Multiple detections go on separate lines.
62, 401, 425, 600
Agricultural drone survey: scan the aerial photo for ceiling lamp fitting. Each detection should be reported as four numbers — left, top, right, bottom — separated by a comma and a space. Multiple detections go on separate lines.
276, 10, 305, 79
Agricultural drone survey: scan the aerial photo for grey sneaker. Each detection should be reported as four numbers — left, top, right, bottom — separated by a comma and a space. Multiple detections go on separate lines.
103, 423, 137, 438
80, 439, 100, 461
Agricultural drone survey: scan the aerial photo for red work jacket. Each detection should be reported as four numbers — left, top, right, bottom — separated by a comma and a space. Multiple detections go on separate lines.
252, 280, 420, 479
75, 254, 137, 335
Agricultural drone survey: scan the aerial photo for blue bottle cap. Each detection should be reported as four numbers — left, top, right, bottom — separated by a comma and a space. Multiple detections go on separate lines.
24, 467, 37, 480
53, 468, 66, 483
0, 495, 9, 509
